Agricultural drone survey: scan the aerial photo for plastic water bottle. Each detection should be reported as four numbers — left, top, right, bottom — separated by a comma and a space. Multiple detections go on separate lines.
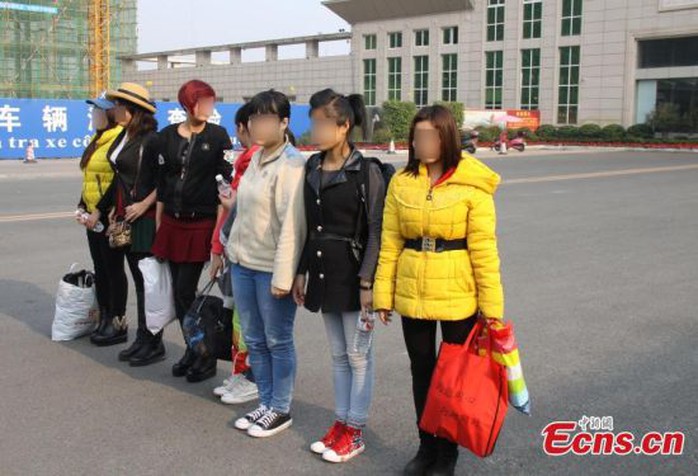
216, 174, 232, 198
352, 310, 376, 354
75, 208, 104, 233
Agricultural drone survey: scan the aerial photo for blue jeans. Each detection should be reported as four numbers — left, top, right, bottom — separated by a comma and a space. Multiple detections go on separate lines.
231, 264, 297, 414
322, 311, 375, 427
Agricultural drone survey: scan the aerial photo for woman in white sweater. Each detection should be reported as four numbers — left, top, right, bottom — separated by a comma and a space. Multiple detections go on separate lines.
226, 90, 307, 438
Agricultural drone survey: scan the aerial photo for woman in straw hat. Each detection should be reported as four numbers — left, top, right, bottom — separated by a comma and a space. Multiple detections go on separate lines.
93, 82, 164, 368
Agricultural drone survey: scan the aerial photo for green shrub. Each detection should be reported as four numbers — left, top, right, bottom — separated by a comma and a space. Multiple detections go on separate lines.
579, 124, 603, 138
475, 125, 502, 142
601, 124, 626, 141
371, 127, 393, 144
381, 101, 417, 141
536, 124, 557, 140
627, 123, 654, 139
556, 125, 579, 139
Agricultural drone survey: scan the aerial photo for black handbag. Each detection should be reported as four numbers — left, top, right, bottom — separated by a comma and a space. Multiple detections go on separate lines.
182, 279, 233, 361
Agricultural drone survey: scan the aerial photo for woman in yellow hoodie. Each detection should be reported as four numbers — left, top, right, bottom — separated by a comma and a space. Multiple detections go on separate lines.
373, 105, 505, 476
75, 95, 126, 341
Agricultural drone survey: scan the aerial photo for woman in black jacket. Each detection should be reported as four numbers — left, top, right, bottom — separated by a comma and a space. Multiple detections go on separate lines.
93, 83, 163, 368
291, 89, 386, 463
152, 79, 233, 383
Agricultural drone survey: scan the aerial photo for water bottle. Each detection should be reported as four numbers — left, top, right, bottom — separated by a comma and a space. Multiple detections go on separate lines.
216, 174, 232, 198
352, 309, 376, 354
75, 208, 104, 233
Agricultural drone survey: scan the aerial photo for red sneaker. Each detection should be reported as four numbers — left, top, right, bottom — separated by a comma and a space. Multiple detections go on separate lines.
310, 420, 346, 454
322, 426, 365, 463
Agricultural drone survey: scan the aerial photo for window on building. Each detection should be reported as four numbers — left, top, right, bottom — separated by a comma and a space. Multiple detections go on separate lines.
443, 26, 459, 45
415, 29, 430, 47
521, 48, 540, 110
639, 36, 698, 68
363, 58, 376, 106
523, 0, 542, 39
388, 57, 403, 101
414, 55, 430, 107
442, 53, 458, 102
561, 0, 583, 37
656, 78, 698, 132
364, 34, 377, 50
487, 0, 505, 42
389, 32, 403, 49
558, 46, 580, 124
485, 50, 503, 109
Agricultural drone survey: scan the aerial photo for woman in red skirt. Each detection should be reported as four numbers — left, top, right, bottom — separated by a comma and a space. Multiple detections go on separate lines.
152, 80, 233, 383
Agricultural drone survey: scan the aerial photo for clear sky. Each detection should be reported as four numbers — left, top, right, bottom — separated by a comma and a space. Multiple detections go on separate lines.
137, 0, 350, 53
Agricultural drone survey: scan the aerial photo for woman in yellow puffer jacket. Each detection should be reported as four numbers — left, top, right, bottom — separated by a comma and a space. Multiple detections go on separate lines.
75, 95, 127, 339
373, 105, 504, 476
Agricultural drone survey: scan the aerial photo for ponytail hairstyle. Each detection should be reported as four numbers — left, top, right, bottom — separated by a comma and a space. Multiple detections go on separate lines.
309, 88, 368, 142
248, 89, 295, 143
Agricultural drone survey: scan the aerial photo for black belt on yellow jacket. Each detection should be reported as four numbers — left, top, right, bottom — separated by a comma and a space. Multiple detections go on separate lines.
404, 237, 468, 253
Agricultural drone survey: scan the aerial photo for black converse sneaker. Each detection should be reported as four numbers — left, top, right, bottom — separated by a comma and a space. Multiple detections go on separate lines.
234, 404, 268, 431
247, 409, 293, 438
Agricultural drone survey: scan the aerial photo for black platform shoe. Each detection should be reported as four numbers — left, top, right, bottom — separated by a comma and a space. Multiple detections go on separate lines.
172, 348, 197, 377
185, 355, 217, 383
90, 315, 128, 347
129, 339, 166, 367
404, 431, 438, 476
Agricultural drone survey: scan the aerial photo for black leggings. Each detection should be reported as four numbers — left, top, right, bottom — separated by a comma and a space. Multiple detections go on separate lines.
86, 229, 127, 316
401, 314, 478, 453
169, 261, 205, 339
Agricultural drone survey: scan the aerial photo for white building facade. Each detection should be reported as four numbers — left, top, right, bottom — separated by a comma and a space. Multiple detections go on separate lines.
123, 0, 698, 128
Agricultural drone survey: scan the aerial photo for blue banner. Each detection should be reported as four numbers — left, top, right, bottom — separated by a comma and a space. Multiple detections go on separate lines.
0, 98, 311, 159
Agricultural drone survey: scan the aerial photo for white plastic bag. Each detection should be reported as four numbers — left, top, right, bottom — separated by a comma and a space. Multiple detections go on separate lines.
139, 257, 176, 334
52, 263, 99, 341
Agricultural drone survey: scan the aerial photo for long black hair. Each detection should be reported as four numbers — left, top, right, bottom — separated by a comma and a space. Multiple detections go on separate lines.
124, 103, 158, 138
248, 89, 296, 145
309, 88, 367, 141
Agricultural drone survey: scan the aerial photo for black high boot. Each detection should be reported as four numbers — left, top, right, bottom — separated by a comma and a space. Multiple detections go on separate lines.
425, 438, 458, 476
129, 331, 166, 367
90, 314, 128, 346
186, 354, 217, 383
172, 348, 197, 377
404, 431, 438, 476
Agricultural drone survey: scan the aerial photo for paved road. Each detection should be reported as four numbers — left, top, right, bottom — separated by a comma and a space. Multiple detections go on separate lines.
1, 150, 696, 475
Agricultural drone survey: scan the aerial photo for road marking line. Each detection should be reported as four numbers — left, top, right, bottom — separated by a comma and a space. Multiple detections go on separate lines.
0, 211, 74, 223
503, 164, 698, 185
2, 164, 697, 223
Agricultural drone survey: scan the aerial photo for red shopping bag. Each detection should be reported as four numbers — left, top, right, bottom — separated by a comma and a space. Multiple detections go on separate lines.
419, 319, 509, 457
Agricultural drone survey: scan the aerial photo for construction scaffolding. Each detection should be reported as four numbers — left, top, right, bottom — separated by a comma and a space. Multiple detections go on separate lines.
0, 0, 137, 99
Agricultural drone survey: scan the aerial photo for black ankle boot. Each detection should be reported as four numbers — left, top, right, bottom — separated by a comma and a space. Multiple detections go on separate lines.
425, 439, 458, 476
186, 355, 217, 383
129, 339, 166, 367
92, 307, 109, 337
404, 431, 438, 476
90, 315, 128, 347
118, 336, 146, 361
172, 348, 197, 377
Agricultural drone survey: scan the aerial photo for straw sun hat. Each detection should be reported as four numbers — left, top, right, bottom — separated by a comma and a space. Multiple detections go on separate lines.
106, 82, 157, 113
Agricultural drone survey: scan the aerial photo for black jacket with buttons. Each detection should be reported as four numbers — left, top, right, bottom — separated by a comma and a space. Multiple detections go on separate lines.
297, 149, 386, 313
156, 123, 233, 219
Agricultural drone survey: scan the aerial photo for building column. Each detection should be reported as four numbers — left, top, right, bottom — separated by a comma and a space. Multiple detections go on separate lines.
265, 44, 278, 62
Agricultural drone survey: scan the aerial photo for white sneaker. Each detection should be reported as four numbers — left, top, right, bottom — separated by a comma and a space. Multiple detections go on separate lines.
213, 375, 237, 397
234, 404, 268, 431
221, 377, 259, 405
